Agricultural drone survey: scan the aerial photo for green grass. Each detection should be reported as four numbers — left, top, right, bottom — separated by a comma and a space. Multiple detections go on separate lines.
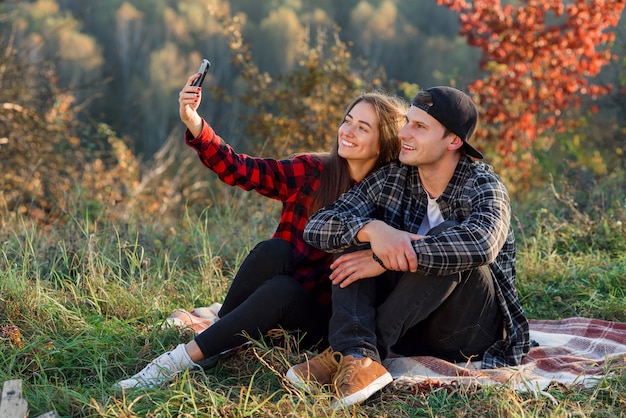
1, 185, 625, 417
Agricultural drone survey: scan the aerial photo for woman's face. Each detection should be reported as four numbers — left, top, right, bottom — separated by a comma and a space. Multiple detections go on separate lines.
337, 101, 380, 164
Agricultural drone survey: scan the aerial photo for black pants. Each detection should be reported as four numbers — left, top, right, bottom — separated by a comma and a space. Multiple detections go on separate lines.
329, 221, 503, 364
194, 238, 329, 360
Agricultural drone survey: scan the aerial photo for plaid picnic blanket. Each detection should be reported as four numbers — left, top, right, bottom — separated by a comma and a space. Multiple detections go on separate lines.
383, 317, 626, 393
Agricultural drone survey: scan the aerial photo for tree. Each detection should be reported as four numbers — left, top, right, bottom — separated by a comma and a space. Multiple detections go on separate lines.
438, 0, 625, 189
3, 0, 104, 107
209, 8, 390, 157
115, 2, 144, 136
256, 7, 306, 74
0, 39, 140, 223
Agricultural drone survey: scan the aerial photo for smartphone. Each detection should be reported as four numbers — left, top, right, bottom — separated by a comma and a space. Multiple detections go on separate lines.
192, 59, 211, 87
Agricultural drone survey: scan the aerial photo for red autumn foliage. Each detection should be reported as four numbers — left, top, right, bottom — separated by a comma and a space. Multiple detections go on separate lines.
437, 0, 624, 183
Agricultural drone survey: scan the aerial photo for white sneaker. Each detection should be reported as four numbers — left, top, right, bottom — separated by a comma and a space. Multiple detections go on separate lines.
113, 344, 197, 390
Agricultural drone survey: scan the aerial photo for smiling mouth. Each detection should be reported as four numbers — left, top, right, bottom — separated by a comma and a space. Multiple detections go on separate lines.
341, 139, 356, 148
402, 143, 416, 150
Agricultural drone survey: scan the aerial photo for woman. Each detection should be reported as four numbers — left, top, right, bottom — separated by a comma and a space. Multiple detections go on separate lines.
114, 72, 408, 389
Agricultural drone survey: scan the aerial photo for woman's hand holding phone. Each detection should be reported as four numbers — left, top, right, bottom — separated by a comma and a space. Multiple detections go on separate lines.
179, 59, 211, 136
192, 59, 211, 88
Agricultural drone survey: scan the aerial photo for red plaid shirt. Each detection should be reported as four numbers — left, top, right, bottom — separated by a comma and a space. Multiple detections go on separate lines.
185, 120, 333, 307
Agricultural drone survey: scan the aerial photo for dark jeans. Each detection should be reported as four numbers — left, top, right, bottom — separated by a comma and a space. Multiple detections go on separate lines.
194, 238, 329, 361
329, 221, 503, 364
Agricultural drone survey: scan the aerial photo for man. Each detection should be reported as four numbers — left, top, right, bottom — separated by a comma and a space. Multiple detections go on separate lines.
285, 86, 530, 408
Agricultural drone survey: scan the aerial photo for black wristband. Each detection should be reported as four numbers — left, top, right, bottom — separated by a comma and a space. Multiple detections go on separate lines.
372, 253, 387, 270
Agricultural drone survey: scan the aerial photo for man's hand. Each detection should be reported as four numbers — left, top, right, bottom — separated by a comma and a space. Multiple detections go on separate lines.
329, 250, 386, 288
356, 220, 423, 272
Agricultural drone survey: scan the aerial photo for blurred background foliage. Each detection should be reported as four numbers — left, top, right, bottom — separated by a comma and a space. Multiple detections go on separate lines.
0, 4, 624, 415
0, 0, 624, 237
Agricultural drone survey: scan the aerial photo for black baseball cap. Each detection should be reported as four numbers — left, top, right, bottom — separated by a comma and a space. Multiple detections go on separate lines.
412, 86, 483, 159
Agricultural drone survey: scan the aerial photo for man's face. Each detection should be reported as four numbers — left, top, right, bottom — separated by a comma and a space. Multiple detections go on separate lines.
398, 106, 452, 167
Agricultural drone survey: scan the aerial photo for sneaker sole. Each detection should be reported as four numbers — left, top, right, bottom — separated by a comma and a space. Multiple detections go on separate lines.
285, 369, 313, 391
285, 367, 319, 393
331, 372, 393, 408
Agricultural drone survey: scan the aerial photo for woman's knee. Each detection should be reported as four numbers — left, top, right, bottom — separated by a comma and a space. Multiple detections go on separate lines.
252, 238, 293, 260
258, 275, 304, 299
242, 238, 295, 277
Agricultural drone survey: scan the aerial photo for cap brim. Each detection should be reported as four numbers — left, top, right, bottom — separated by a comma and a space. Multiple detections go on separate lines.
464, 142, 483, 159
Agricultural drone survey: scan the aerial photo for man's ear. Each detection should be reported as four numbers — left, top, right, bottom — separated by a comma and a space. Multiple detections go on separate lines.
448, 134, 464, 151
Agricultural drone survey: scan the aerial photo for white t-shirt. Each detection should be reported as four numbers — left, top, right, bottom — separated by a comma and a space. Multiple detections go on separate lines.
417, 195, 444, 235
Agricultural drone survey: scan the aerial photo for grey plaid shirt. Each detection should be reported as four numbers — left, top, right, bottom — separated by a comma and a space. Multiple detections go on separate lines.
304, 157, 530, 367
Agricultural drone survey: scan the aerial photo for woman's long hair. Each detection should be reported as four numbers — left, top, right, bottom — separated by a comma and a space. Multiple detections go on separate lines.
309, 91, 408, 215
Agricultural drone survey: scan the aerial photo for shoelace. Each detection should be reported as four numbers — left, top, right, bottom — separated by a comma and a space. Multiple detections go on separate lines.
265, 328, 286, 339
317, 348, 342, 373
132, 364, 167, 383
333, 357, 358, 389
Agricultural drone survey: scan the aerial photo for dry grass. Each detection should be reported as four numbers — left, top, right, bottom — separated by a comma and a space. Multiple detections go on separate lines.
1, 177, 625, 417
